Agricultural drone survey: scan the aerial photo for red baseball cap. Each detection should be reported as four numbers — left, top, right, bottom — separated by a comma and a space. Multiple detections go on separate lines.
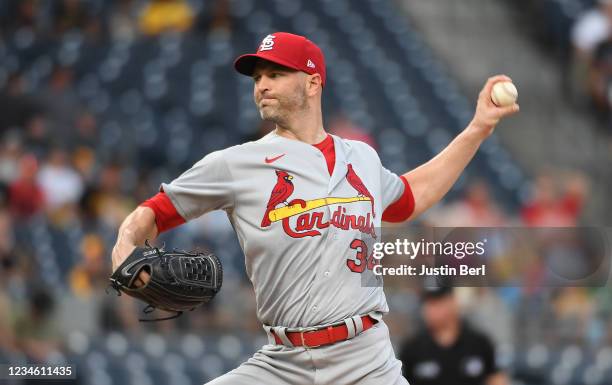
234, 32, 326, 86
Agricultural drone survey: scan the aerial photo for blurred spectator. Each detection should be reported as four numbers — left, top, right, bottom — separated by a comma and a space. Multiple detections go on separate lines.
8, 154, 45, 220
570, 0, 612, 105
108, 0, 139, 41
0, 73, 42, 133
0, 0, 42, 34
400, 285, 509, 385
38, 66, 81, 138
54, 233, 109, 338
552, 287, 595, 344
100, 294, 142, 333
572, 0, 612, 58
37, 147, 84, 210
138, 0, 195, 36
72, 110, 99, 149
198, 0, 233, 38
69, 233, 109, 298
0, 206, 18, 335
24, 115, 51, 158
90, 164, 134, 228
13, 286, 61, 363
52, 0, 95, 36
0, 290, 17, 356
427, 180, 508, 226
588, 39, 612, 115
72, 146, 97, 184
521, 171, 588, 226
0, 206, 15, 266
0, 132, 23, 198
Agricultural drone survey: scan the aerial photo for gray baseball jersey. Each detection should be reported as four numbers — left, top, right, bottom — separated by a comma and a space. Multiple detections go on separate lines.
162, 131, 408, 328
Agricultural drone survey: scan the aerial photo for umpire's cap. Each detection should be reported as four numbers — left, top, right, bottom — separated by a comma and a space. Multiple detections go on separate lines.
421, 276, 454, 301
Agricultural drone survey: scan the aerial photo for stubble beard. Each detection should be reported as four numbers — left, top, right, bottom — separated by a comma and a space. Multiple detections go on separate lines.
258, 86, 309, 126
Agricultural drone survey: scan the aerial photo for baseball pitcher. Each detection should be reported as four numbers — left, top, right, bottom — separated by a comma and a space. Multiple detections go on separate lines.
111, 32, 519, 384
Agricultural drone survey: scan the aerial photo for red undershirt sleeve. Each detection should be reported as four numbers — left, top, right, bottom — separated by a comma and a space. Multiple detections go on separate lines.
140, 191, 186, 233
381, 175, 415, 222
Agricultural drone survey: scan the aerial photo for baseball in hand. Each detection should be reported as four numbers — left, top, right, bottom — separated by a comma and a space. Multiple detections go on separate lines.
491, 81, 518, 107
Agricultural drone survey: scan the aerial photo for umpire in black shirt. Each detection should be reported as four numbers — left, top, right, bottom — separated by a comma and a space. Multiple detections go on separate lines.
399, 284, 509, 385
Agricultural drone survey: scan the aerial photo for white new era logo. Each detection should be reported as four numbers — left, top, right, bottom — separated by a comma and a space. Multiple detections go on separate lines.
306, 59, 315, 68
259, 34, 276, 51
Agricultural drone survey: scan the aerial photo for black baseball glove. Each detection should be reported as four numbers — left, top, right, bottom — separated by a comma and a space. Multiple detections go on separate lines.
108, 241, 223, 321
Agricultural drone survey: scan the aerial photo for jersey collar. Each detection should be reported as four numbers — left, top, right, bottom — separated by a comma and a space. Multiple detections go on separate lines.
327, 134, 352, 193
261, 131, 353, 193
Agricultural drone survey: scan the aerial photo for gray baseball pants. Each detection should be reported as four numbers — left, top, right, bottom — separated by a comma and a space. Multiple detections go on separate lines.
205, 319, 409, 385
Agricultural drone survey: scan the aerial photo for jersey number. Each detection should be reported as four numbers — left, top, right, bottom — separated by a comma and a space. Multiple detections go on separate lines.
347, 239, 378, 273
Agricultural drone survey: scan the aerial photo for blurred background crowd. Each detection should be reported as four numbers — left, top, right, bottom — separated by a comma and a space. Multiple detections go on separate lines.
0, 0, 610, 385
529, 0, 612, 122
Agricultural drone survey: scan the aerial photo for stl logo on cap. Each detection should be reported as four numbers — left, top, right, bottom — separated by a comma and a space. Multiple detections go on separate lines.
259, 34, 276, 52
233, 31, 327, 86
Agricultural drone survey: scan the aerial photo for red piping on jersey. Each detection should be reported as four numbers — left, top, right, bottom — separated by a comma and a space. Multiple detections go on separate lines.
381, 175, 415, 222
140, 191, 186, 233
312, 134, 335, 176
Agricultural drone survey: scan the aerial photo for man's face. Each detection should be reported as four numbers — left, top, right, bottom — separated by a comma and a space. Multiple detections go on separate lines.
252, 60, 309, 123
422, 295, 459, 329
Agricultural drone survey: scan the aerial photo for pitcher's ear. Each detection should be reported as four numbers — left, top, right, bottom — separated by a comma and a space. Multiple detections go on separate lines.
307, 73, 322, 95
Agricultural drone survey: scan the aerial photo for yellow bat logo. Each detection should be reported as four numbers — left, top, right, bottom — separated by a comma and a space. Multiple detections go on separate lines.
267, 196, 372, 223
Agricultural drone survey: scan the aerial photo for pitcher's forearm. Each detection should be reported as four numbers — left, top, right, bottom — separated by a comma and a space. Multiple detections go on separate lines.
112, 206, 158, 271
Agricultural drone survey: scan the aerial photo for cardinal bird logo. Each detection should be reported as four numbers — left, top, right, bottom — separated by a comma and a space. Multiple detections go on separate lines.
261, 170, 295, 227
345, 164, 375, 218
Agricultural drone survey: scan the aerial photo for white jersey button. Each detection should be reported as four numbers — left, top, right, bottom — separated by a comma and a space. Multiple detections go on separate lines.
324, 271, 330, 277
312, 305, 318, 312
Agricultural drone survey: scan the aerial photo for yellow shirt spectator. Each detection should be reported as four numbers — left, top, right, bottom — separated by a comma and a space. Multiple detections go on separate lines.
139, 0, 194, 36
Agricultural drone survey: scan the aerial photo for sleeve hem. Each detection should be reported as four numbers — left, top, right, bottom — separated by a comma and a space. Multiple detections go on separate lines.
159, 184, 191, 221
381, 175, 415, 223
140, 192, 186, 233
